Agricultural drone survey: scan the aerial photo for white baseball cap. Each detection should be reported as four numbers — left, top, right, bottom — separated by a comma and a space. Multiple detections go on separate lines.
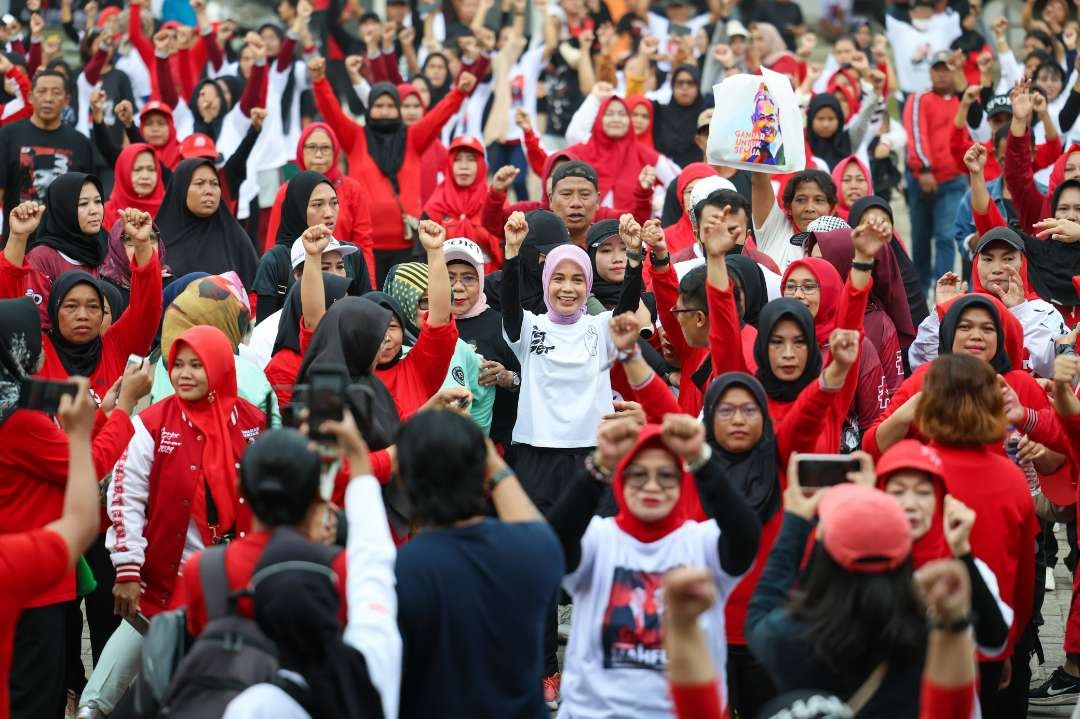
443, 236, 485, 270
688, 175, 738, 226
290, 236, 358, 270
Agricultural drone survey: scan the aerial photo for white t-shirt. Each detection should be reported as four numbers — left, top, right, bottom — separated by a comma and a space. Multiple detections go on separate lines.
558, 517, 742, 718
245, 309, 283, 369
885, 13, 961, 94
753, 202, 805, 272
505, 310, 616, 448
502, 46, 546, 143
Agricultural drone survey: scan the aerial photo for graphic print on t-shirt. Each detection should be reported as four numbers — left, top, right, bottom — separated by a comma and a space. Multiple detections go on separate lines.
529, 327, 554, 356
18, 145, 72, 202
601, 567, 667, 670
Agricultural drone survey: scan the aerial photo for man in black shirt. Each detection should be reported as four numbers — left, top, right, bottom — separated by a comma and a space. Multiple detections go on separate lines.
0, 69, 92, 238
755, 0, 805, 52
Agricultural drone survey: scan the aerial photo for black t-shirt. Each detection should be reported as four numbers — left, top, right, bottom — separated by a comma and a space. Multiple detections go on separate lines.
544, 49, 585, 138
755, 1, 804, 51
396, 518, 563, 719
457, 307, 521, 446
0, 119, 93, 238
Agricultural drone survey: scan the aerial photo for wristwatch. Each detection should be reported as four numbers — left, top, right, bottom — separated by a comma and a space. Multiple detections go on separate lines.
488, 466, 515, 490
509, 371, 521, 390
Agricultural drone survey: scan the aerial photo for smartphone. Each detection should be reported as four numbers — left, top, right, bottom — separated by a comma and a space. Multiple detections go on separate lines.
668, 23, 691, 37
18, 379, 78, 414
126, 354, 144, 371
796, 454, 860, 488
126, 612, 150, 636
281, 384, 308, 430
307, 368, 346, 442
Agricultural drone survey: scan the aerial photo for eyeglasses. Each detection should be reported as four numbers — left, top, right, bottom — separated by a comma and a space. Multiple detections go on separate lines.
303, 144, 334, 156
449, 274, 479, 287
622, 468, 682, 489
417, 297, 430, 311
714, 403, 760, 421
670, 305, 704, 314
783, 282, 820, 295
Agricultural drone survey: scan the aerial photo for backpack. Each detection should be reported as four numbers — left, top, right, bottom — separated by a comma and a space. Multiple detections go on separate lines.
137, 545, 280, 719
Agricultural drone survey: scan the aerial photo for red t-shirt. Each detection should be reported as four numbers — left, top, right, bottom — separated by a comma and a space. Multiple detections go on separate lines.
0, 528, 69, 719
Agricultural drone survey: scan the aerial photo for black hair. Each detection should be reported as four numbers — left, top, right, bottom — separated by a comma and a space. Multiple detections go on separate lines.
79, 29, 101, 66
1025, 29, 1055, 51
1052, 178, 1080, 213
993, 123, 1010, 155
694, 188, 751, 226
788, 545, 926, 683
1024, 49, 1053, 68
678, 265, 708, 315
32, 68, 69, 90
396, 411, 489, 527
240, 429, 322, 527
359, 11, 382, 24
782, 169, 837, 208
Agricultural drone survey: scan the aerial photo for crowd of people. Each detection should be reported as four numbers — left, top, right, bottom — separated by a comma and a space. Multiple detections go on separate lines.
3, 0, 1080, 716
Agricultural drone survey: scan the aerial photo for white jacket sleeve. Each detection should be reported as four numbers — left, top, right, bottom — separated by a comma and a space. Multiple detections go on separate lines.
342, 475, 401, 719
106, 416, 154, 584
564, 93, 599, 147
908, 311, 941, 371
973, 557, 1014, 659
1012, 299, 1069, 378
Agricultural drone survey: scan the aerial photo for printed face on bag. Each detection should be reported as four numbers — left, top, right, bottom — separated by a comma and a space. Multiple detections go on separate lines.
884, 473, 936, 539
735, 84, 785, 166
547, 260, 587, 315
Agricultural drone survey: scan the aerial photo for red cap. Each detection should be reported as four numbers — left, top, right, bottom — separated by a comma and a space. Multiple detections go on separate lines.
140, 100, 173, 120
817, 484, 912, 573
180, 133, 219, 160
876, 440, 944, 483
96, 6, 121, 27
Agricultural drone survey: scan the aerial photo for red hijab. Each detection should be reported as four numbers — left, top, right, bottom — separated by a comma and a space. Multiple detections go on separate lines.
570, 96, 660, 208
830, 156, 873, 221
876, 447, 950, 569
625, 95, 656, 149
166, 325, 242, 545
103, 143, 166, 230
782, 257, 842, 346
140, 101, 181, 169
613, 425, 690, 543
296, 122, 343, 184
664, 163, 718, 255
422, 136, 489, 240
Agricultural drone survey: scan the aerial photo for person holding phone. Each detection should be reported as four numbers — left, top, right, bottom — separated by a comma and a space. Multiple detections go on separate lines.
86, 325, 268, 716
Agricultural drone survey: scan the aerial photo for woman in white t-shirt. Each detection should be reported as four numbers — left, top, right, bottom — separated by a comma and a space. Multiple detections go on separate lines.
546, 413, 761, 717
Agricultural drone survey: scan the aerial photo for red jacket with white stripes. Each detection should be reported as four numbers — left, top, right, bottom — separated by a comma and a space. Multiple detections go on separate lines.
107, 397, 266, 616
903, 90, 963, 184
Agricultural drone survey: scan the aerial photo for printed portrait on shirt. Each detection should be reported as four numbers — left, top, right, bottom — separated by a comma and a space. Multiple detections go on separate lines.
601, 567, 667, 670
19, 145, 72, 202
740, 84, 785, 166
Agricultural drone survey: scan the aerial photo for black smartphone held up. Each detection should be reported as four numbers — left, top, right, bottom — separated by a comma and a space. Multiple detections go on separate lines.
18, 379, 79, 414
668, 23, 691, 37
307, 368, 346, 442
796, 454, 860, 489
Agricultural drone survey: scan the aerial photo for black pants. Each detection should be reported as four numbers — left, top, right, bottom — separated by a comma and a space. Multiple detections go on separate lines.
10, 602, 67, 719
726, 644, 777, 718
374, 248, 416, 290
511, 443, 596, 677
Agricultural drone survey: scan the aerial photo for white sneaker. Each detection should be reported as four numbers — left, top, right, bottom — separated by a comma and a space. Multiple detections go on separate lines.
1046, 571, 1057, 592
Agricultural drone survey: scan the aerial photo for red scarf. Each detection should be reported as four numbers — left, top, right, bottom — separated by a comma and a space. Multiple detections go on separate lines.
625, 95, 655, 149
103, 143, 165, 230
423, 136, 489, 241
570, 96, 659, 208
782, 257, 843, 346
296, 121, 343, 185
613, 425, 689, 543
663, 163, 718, 256
166, 325, 241, 545
140, 101, 182, 170
876, 470, 950, 569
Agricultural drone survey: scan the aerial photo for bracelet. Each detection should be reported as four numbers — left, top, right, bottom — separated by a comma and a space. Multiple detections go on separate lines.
650, 251, 671, 267
584, 452, 613, 485
488, 466, 515, 489
927, 613, 973, 633
851, 260, 875, 273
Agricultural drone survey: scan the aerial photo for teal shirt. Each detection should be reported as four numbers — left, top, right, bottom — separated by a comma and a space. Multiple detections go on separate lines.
151, 355, 282, 426
403, 338, 494, 434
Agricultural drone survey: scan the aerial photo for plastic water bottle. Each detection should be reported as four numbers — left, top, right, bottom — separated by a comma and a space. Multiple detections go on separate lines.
1005, 428, 1040, 496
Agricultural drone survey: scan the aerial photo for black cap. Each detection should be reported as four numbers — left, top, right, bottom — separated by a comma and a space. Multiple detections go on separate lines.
240, 429, 322, 527
551, 160, 599, 191
359, 11, 382, 24
985, 94, 1012, 117
586, 219, 620, 250
975, 226, 1026, 254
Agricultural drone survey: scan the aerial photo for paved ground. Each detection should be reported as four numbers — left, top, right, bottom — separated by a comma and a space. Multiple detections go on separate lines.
1031, 524, 1077, 717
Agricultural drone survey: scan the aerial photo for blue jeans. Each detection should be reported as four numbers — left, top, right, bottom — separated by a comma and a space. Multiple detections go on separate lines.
905, 172, 967, 294
487, 140, 529, 201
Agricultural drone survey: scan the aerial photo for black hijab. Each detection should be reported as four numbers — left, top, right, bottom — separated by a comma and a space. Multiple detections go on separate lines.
363, 290, 413, 369
0, 298, 42, 426
703, 372, 780, 523
216, 75, 245, 110
806, 94, 851, 171
252, 529, 384, 719
725, 254, 767, 327
421, 52, 452, 106
586, 219, 623, 308
155, 158, 260, 287
272, 273, 352, 357
753, 299, 823, 403
190, 78, 227, 140
32, 173, 108, 267
297, 297, 399, 450
47, 271, 105, 377
1025, 179, 1080, 305
519, 210, 571, 314
938, 294, 1011, 374
276, 172, 332, 248
99, 280, 128, 323
653, 65, 708, 167
364, 84, 407, 192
